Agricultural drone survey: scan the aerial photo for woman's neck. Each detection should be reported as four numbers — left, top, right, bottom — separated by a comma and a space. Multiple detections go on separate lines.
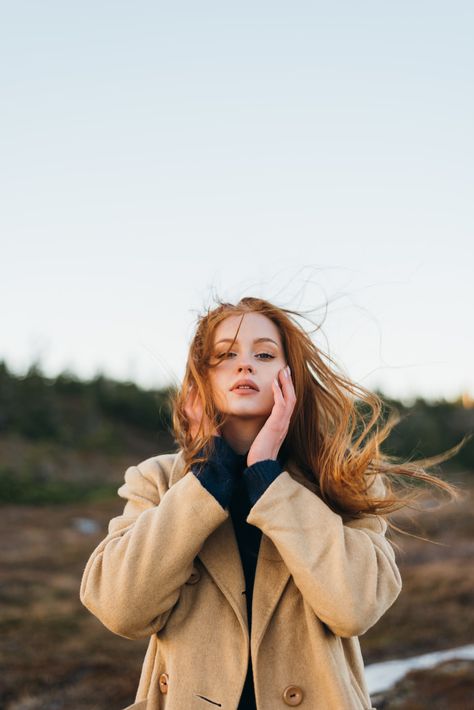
220, 415, 267, 456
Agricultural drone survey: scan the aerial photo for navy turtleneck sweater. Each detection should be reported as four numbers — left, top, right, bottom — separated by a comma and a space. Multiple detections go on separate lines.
191, 436, 284, 710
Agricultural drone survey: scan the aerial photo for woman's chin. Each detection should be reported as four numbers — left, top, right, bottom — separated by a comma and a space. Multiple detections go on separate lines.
227, 403, 271, 419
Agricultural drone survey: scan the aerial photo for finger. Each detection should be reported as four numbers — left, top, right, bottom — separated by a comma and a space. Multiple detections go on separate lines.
272, 377, 285, 405
277, 368, 291, 399
185, 385, 195, 405
184, 393, 195, 414
277, 370, 296, 416
280, 366, 296, 398
271, 379, 292, 438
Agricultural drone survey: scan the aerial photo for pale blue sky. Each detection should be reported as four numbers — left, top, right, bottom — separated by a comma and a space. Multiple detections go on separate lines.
1, 2, 473, 403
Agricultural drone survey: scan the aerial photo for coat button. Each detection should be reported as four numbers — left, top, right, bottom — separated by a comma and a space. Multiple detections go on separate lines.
186, 568, 201, 584
282, 685, 304, 706
159, 673, 169, 694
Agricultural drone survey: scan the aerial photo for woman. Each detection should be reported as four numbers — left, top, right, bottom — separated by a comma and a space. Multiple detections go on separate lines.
80, 296, 463, 709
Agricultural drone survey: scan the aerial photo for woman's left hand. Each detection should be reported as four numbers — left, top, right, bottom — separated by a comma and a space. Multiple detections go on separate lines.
246, 365, 297, 467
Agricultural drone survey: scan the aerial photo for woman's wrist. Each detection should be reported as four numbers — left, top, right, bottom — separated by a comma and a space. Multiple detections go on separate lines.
242, 459, 284, 507
246, 449, 279, 468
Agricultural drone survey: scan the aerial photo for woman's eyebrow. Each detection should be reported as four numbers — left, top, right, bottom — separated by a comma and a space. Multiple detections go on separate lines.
215, 337, 279, 347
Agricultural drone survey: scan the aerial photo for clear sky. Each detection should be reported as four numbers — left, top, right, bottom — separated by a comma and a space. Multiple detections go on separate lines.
2, 2, 473, 404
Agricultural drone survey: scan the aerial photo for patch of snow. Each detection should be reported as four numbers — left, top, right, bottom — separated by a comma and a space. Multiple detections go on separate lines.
71, 517, 100, 535
365, 644, 474, 694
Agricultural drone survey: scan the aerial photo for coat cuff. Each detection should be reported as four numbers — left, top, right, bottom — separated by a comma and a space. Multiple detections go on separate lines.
242, 459, 284, 507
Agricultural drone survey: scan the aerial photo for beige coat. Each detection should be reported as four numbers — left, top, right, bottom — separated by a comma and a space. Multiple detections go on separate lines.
80, 450, 402, 710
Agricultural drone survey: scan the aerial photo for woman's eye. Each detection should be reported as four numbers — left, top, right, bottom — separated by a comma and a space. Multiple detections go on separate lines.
215, 352, 274, 360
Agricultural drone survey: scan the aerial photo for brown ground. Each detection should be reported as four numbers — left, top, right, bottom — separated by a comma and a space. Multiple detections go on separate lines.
1, 473, 472, 709
372, 658, 474, 709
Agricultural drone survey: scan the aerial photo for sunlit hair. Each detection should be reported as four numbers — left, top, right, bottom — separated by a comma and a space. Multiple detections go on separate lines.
170, 296, 468, 539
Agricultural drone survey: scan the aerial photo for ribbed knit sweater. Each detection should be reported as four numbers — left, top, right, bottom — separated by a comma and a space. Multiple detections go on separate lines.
191, 435, 283, 710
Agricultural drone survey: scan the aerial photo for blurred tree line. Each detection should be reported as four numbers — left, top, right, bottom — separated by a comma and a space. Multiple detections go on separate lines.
0, 360, 173, 451
0, 359, 472, 503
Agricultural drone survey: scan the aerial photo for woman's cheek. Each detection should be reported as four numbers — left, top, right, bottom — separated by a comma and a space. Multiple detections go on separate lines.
208, 379, 227, 412
261, 384, 275, 408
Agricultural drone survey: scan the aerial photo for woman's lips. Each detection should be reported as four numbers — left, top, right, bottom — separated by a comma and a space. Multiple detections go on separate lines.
231, 388, 259, 395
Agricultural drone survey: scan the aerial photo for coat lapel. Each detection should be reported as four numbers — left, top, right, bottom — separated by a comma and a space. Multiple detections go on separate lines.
250, 536, 290, 657
168, 450, 293, 652
248, 454, 317, 653
197, 515, 248, 632
168, 451, 249, 633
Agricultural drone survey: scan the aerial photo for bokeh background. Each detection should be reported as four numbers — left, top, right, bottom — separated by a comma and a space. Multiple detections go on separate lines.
1, 2, 473, 708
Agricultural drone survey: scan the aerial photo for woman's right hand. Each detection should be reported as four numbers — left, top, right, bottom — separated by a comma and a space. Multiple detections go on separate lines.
183, 383, 220, 441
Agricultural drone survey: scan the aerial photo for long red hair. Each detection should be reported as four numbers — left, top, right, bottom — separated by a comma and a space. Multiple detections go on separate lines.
170, 296, 467, 537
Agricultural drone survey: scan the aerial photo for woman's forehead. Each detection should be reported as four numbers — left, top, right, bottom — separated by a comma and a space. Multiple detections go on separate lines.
214, 312, 282, 343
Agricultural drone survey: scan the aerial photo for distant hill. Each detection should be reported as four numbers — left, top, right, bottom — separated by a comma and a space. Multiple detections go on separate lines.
0, 360, 472, 503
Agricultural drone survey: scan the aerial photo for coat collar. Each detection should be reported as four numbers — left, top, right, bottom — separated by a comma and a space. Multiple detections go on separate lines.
168, 447, 317, 495
167, 449, 316, 652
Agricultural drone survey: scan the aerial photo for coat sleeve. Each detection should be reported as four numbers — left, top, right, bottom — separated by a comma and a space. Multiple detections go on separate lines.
246, 470, 402, 638
79, 457, 228, 640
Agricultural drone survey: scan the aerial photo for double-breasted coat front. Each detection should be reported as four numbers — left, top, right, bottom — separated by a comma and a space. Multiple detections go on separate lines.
80, 449, 402, 709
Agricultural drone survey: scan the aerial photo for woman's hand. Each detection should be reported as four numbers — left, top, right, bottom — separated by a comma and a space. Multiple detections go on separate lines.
246, 365, 296, 467
183, 383, 220, 441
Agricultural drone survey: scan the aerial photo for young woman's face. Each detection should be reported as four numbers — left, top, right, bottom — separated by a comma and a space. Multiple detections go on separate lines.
208, 312, 287, 419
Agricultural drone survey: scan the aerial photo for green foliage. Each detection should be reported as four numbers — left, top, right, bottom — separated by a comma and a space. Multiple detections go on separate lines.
0, 360, 472, 505
0, 360, 173, 452
372, 390, 474, 470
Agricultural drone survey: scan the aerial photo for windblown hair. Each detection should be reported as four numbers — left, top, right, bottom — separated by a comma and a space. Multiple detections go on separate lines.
170, 296, 467, 537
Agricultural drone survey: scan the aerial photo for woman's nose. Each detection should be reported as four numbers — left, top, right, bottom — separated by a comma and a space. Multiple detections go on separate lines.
238, 363, 253, 373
